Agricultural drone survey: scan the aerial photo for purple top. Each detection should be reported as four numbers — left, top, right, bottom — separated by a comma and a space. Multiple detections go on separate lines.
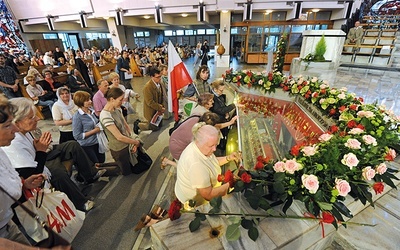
169, 117, 200, 160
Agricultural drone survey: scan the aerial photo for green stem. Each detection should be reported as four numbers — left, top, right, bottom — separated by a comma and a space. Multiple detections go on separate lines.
181, 210, 376, 227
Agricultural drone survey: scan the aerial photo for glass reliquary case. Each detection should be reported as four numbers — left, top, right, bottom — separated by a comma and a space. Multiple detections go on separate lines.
226, 83, 335, 170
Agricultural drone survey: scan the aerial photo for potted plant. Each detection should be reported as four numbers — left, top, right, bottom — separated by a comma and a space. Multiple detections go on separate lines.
314, 34, 327, 62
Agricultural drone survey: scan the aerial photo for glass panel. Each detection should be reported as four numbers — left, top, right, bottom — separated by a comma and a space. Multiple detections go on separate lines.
269, 25, 283, 33
136, 32, 144, 37
271, 11, 285, 21
164, 30, 173, 36
206, 29, 215, 34
321, 24, 328, 30
43, 33, 58, 39
248, 34, 262, 52
144, 31, 150, 37
185, 30, 194, 35
264, 34, 280, 51
292, 25, 306, 33
197, 29, 205, 35
176, 30, 184, 36
231, 27, 239, 34
284, 25, 291, 33
316, 11, 331, 20
249, 26, 263, 34
288, 33, 302, 52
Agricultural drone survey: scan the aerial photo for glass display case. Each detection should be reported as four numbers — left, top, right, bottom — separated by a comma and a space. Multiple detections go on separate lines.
227, 84, 335, 170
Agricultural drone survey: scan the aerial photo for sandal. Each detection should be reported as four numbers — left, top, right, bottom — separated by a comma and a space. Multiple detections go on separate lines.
150, 205, 168, 219
134, 214, 161, 231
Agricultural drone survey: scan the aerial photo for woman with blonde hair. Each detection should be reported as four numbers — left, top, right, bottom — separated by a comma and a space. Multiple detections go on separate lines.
108, 72, 139, 115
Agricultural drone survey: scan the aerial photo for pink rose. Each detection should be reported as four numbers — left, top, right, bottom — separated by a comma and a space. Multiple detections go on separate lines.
335, 178, 351, 197
348, 128, 364, 135
344, 139, 361, 149
319, 133, 333, 142
301, 174, 319, 194
357, 111, 375, 118
362, 135, 377, 146
285, 159, 302, 174
273, 161, 285, 172
301, 145, 318, 156
362, 166, 376, 181
337, 93, 346, 99
375, 163, 387, 175
341, 153, 359, 169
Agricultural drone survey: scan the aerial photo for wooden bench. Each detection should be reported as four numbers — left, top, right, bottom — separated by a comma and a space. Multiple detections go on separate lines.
92, 63, 117, 83
19, 82, 46, 120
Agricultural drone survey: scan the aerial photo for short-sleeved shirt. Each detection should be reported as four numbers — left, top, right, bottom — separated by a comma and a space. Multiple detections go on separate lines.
0, 65, 18, 99
99, 108, 129, 151
174, 142, 221, 205
93, 90, 107, 115
51, 104, 78, 132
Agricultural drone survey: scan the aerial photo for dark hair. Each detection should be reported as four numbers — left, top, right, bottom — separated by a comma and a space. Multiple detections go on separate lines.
0, 94, 16, 123
105, 87, 124, 100
73, 91, 91, 107
199, 112, 220, 126
196, 65, 210, 81
149, 67, 160, 77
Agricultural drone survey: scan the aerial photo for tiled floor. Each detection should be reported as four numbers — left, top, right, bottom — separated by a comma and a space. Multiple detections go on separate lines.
35, 57, 400, 249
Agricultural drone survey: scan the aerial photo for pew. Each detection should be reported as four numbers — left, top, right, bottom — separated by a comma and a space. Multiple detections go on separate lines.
92, 62, 117, 83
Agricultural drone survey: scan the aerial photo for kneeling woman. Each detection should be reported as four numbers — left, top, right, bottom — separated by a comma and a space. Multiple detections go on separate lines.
100, 88, 150, 175
175, 124, 240, 206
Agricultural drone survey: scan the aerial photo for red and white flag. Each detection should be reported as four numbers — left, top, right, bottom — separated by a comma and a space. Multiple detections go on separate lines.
167, 40, 192, 121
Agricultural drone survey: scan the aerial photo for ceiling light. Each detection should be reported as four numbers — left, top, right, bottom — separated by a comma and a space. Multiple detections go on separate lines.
221, 10, 228, 13
181, 13, 188, 17
265, 10, 273, 14
312, 9, 320, 12
144, 15, 151, 19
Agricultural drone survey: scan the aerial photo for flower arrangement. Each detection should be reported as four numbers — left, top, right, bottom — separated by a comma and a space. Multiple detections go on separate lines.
222, 72, 400, 229
273, 33, 288, 73
222, 69, 284, 94
169, 70, 400, 242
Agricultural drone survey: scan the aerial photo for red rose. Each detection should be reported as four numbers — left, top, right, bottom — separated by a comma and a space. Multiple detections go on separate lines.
356, 124, 365, 130
256, 156, 269, 163
291, 144, 301, 156
329, 109, 336, 116
321, 211, 335, 224
247, 83, 252, 88
349, 104, 358, 111
329, 125, 339, 133
222, 74, 225, 78
339, 106, 346, 112
320, 89, 326, 95
220, 170, 235, 187
254, 161, 264, 170
240, 172, 252, 183
347, 120, 357, 128
373, 182, 384, 194
358, 97, 364, 102
237, 82, 241, 87
283, 86, 289, 91
384, 153, 394, 161
237, 75, 242, 80
339, 131, 347, 137
298, 85, 303, 90
217, 174, 224, 182
168, 199, 182, 221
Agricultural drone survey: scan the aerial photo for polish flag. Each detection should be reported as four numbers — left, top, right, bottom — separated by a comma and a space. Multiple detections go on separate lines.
168, 40, 193, 121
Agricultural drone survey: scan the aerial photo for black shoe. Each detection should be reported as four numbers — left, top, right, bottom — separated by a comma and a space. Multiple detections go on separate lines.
134, 119, 140, 134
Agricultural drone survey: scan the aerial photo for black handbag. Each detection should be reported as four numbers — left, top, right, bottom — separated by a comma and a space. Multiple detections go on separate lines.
131, 148, 153, 174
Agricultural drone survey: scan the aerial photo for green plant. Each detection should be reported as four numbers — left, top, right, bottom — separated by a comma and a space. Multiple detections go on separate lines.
314, 34, 327, 62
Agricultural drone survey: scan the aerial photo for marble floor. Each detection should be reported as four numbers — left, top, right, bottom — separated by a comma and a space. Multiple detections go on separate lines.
34, 57, 400, 250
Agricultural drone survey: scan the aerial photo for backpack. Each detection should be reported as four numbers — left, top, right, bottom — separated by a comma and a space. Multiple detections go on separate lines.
168, 115, 200, 136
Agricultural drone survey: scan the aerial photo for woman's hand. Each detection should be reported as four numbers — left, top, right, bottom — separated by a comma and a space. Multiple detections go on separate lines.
34, 131, 52, 152
23, 174, 45, 189
130, 140, 140, 153
227, 151, 242, 163
229, 115, 238, 125
93, 126, 101, 134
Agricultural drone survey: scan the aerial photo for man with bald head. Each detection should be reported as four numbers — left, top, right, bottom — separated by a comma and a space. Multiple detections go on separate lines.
175, 123, 241, 206
345, 21, 364, 46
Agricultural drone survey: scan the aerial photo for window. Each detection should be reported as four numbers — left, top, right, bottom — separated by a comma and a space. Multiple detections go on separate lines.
176, 30, 184, 36
185, 30, 194, 35
292, 25, 306, 33
43, 34, 58, 39
164, 30, 173, 36
206, 29, 215, 35
136, 32, 144, 37
197, 29, 205, 35
144, 31, 150, 37
249, 26, 263, 34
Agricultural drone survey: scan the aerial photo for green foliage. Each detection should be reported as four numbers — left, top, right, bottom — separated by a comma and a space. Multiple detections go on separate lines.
314, 34, 327, 62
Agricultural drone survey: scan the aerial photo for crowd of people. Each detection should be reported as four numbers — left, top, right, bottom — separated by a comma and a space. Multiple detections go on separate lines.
0, 39, 243, 248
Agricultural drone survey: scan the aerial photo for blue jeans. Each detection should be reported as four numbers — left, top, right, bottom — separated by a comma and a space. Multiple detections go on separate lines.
37, 99, 54, 110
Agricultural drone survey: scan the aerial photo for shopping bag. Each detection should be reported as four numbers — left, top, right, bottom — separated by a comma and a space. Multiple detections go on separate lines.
97, 123, 109, 154
15, 189, 85, 243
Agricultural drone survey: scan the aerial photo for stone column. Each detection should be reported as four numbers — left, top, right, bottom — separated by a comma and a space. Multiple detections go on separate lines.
216, 11, 231, 68
106, 18, 127, 51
